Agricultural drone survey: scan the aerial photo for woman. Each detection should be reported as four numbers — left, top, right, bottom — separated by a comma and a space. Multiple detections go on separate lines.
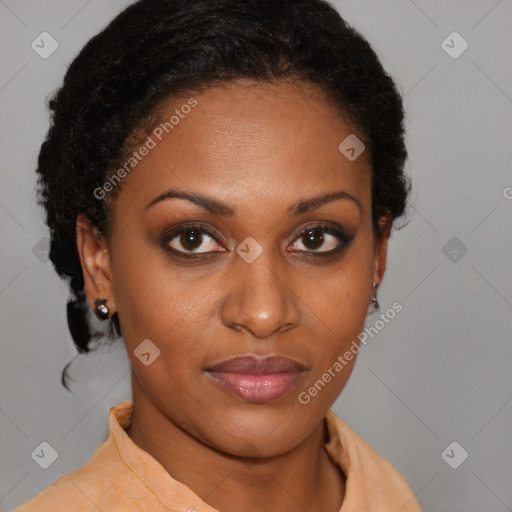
14, 0, 420, 510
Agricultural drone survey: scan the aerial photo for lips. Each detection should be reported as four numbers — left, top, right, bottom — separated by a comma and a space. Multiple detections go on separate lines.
205, 354, 307, 403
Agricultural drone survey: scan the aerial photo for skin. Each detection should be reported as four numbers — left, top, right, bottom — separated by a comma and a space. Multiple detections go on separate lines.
76, 78, 392, 512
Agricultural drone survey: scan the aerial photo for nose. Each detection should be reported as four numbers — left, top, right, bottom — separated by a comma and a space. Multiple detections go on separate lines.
219, 252, 300, 339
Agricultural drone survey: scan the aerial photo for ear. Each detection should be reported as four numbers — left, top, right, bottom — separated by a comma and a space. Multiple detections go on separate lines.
76, 214, 116, 317
372, 213, 393, 288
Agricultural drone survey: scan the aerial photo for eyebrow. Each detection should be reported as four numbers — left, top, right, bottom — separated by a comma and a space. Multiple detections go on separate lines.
145, 188, 362, 216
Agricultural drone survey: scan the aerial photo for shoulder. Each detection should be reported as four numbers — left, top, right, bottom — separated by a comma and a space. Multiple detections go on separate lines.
326, 410, 422, 512
12, 435, 133, 512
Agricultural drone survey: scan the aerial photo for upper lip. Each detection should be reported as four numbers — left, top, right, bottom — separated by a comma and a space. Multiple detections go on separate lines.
205, 354, 307, 374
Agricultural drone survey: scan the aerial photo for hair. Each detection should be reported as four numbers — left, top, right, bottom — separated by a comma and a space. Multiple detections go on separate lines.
36, 0, 411, 390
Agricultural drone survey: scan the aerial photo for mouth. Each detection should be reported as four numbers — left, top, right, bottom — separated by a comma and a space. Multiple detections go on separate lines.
204, 354, 307, 403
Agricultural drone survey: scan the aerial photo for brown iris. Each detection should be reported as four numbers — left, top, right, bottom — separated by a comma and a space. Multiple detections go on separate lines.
301, 227, 324, 250
180, 228, 203, 251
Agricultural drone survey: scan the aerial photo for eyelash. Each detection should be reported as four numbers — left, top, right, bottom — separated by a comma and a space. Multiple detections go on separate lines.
161, 223, 355, 261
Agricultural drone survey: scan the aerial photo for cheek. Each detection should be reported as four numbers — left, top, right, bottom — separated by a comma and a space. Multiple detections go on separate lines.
295, 280, 367, 412
109, 239, 219, 397
296, 240, 373, 338
294, 242, 373, 400
109, 229, 209, 343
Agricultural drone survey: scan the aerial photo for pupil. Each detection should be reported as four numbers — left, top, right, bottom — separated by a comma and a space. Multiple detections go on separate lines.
180, 228, 202, 251
303, 228, 323, 250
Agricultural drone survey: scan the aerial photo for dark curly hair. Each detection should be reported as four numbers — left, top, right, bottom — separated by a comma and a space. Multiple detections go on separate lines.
36, 0, 411, 390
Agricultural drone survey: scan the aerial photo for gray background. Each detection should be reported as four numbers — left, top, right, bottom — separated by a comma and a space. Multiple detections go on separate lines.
1, 1, 511, 511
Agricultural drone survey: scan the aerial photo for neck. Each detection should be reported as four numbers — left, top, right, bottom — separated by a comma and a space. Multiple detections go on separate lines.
125, 373, 345, 512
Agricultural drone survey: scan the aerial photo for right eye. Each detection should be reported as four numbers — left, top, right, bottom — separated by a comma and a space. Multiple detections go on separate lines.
162, 225, 226, 258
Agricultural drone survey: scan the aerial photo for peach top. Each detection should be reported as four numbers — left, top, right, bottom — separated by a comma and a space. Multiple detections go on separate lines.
14, 400, 422, 511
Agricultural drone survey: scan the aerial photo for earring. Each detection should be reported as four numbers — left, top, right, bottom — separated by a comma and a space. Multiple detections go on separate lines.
370, 282, 380, 312
93, 298, 110, 320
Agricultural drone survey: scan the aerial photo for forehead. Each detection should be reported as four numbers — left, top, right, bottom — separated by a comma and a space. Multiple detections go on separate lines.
111, 79, 372, 219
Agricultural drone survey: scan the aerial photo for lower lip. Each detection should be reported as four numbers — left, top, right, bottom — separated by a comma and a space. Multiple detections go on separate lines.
205, 371, 303, 403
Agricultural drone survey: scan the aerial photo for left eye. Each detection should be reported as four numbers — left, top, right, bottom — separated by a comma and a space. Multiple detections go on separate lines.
289, 226, 345, 253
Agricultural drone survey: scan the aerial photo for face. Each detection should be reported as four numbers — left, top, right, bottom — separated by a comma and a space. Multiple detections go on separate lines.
78, 79, 391, 458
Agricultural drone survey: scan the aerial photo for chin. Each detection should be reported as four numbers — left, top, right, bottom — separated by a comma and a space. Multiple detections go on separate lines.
199, 402, 314, 457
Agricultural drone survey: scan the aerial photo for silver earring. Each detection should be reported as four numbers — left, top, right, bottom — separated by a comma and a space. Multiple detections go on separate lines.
94, 298, 110, 320
370, 282, 380, 312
